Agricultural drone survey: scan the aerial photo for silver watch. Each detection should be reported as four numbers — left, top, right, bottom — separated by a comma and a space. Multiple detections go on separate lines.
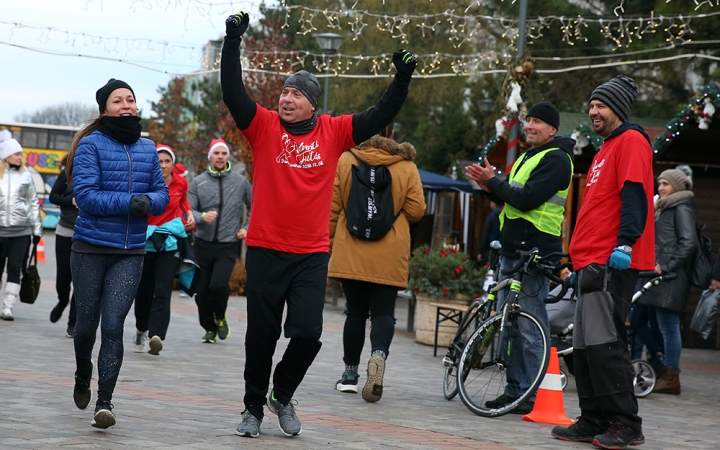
617, 245, 633, 255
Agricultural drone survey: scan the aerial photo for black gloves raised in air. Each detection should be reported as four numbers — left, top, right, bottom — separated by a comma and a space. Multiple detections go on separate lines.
392, 49, 417, 82
130, 195, 152, 216
225, 11, 250, 39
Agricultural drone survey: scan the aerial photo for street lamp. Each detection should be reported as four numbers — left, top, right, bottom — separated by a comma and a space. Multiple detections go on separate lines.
314, 32, 344, 114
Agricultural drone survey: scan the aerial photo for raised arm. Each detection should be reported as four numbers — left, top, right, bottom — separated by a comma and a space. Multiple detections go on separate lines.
351, 50, 417, 144
221, 12, 257, 131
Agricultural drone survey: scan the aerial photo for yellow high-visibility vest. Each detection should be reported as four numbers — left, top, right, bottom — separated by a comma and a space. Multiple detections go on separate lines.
498, 148, 573, 236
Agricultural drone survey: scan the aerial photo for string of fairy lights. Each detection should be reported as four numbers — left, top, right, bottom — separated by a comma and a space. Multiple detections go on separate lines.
5, 1, 720, 78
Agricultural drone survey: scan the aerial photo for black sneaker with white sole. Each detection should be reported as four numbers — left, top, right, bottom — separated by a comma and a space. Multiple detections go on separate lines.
91, 400, 116, 429
335, 371, 359, 393
73, 360, 94, 410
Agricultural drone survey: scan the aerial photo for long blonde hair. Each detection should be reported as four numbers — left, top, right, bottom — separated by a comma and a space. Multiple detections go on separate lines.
66, 116, 102, 183
0, 157, 25, 178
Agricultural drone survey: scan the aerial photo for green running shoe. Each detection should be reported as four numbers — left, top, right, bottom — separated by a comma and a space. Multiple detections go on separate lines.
202, 330, 217, 343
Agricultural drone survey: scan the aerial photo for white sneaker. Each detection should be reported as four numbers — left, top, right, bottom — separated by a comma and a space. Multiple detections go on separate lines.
133, 330, 148, 353
179, 291, 189, 297
0, 307, 13, 321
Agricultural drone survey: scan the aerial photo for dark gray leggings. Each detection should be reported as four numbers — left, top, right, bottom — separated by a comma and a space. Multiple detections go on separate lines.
71, 252, 143, 403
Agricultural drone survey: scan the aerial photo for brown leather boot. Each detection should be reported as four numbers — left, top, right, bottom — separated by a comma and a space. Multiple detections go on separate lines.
653, 368, 681, 395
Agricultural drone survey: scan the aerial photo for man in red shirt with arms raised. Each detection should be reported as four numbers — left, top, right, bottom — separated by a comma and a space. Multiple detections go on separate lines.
552, 76, 655, 449
221, 12, 417, 439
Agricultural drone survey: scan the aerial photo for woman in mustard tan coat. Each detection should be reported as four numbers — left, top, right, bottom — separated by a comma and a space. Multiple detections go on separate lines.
329, 123, 425, 403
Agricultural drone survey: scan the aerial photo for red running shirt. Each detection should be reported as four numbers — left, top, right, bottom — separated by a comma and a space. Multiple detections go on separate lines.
241, 104, 355, 254
569, 129, 656, 271
148, 174, 190, 227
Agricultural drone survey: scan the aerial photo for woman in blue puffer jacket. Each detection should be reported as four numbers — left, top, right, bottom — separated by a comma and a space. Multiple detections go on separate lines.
64, 78, 169, 430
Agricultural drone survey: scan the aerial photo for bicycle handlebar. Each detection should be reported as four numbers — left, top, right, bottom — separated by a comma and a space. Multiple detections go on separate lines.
495, 248, 573, 303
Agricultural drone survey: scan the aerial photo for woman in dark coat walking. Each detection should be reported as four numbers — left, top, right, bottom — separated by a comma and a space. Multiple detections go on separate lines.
638, 169, 696, 394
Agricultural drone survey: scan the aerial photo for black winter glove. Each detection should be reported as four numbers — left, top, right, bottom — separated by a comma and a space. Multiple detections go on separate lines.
130, 195, 152, 216
225, 11, 250, 39
392, 49, 417, 82
33, 235, 41, 245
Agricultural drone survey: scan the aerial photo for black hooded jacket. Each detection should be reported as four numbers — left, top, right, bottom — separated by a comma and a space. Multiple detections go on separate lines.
486, 136, 576, 260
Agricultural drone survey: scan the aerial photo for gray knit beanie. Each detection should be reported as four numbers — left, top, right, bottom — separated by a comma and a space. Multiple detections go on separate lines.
283, 70, 321, 109
659, 169, 693, 192
590, 75, 639, 123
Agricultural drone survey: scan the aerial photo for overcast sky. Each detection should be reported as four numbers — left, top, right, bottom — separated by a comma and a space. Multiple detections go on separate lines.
2, 0, 266, 123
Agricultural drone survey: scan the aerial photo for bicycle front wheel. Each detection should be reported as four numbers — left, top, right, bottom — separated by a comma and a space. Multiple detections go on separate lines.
457, 309, 550, 417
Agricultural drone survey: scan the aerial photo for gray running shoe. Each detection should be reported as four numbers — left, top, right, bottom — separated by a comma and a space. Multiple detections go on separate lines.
235, 410, 262, 438
134, 330, 148, 353
267, 391, 302, 437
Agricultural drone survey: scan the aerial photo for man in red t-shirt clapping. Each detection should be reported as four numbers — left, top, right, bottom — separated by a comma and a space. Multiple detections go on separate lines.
553, 76, 655, 450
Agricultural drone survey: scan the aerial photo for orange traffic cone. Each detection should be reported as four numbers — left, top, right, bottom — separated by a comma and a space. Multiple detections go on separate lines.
36, 238, 46, 263
522, 347, 574, 425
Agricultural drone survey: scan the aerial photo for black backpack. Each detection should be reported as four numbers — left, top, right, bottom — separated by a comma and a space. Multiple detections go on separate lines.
344, 151, 400, 241
691, 223, 714, 289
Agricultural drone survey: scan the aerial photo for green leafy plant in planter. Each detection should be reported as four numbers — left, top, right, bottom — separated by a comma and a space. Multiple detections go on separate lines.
408, 244, 487, 300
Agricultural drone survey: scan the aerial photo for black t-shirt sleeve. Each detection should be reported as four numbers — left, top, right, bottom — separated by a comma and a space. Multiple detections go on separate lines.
617, 181, 648, 247
220, 36, 257, 131
351, 77, 409, 144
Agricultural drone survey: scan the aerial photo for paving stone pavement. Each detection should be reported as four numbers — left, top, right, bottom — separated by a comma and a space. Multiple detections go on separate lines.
1, 233, 719, 449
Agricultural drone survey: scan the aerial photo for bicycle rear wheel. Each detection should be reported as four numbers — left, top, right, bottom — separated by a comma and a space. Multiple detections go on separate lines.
457, 309, 550, 417
443, 361, 460, 400
442, 300, 485, 400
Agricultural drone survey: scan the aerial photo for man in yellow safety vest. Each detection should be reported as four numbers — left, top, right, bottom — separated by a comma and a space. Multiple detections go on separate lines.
465, 101, 575, 414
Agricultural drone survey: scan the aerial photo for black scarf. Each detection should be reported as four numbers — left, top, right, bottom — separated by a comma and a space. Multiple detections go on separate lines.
98, 116, 142, 145
281, 115, 317, 135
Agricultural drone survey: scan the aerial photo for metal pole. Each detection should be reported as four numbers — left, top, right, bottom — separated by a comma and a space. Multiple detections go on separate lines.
506, 0, 528, 168
323, 64, 330, 114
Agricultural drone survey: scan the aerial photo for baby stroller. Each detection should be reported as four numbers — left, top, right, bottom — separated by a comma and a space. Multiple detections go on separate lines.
546, 284, 575, 390
545, 270, 676, 398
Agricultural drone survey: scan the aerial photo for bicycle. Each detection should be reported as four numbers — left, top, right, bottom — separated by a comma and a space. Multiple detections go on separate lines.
442, 241, 501, 401
455, 247, 570, 417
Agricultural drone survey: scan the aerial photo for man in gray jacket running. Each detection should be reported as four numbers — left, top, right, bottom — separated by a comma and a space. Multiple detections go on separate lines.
188, 139, 251, 343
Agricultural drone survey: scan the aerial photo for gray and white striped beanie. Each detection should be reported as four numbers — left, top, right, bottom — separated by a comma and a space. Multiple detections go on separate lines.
590, 75, 638, 123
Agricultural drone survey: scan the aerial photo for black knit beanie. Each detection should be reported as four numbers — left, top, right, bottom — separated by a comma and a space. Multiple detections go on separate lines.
590, 75, 638, 123
526, 101, 560, 129
96, 78, 135, 113
283, 71, 321, 110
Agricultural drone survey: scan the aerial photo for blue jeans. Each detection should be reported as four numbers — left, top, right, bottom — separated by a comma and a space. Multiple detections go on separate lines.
496, 256, 550, 401
71, 252, 143, 402
655, 308, 681, 369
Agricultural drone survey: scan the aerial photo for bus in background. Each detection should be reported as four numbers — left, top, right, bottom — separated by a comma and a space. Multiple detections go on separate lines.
0, 122, 77, 229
